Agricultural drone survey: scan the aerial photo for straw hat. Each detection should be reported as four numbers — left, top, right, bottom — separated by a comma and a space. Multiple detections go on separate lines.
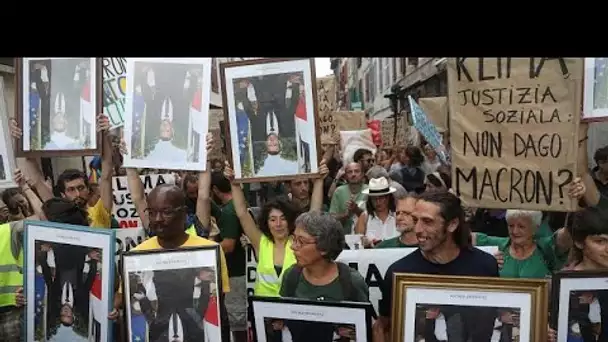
362, 177, 397, 196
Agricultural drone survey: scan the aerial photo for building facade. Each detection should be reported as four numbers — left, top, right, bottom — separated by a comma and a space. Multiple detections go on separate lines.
330, 57, 448, 120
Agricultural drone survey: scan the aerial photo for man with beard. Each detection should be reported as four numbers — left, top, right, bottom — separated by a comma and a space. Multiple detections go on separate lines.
375, 193, 418, 248
120, 184, 231, 342
329, 162, 368, 234
375, 190, 499, 342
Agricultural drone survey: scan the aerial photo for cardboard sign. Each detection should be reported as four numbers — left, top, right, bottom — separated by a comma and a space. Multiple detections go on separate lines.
319, 111, 367, 144
448, 58, 583, 211
111, 174, 174, 228
418, 96, 449, 133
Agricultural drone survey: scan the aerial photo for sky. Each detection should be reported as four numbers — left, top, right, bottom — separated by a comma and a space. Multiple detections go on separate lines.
315, 58, 332, 78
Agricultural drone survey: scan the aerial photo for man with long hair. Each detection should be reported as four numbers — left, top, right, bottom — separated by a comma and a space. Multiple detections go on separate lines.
375, 190, 499, 341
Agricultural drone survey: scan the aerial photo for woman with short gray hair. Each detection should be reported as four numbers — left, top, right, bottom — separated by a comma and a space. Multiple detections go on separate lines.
471, 206, 578, 279
279, 211, 369, 302
278, 211, 369, 342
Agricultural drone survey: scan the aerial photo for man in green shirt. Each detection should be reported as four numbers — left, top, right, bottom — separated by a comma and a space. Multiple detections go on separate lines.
210, 171, 247, 342
329, 162, 368, 234
376, 193, 419, 248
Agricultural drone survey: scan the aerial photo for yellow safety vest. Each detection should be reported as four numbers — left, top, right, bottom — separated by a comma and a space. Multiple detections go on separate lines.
0, 223, 23, 307
185, 224, 197, 236
254, 235, 297, 297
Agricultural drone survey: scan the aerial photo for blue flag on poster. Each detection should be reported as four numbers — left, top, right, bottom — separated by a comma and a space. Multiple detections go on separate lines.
408, 95, 448, 164
34, 272, 45, 327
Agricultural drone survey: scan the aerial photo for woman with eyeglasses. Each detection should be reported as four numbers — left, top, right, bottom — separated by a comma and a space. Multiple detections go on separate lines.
223, 160, 328, 298
277, 211, 369, 342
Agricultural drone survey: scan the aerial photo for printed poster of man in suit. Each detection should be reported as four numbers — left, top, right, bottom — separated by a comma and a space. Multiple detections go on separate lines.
232, 71, 312, 178
26, 58, 94, 151
33, 240, 102, 341
130, 62, 204, 164
128, 266, 220, 342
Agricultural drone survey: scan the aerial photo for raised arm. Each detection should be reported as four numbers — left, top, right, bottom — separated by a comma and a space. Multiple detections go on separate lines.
8, 119, 53, 201
98, 114, 114, 213
12, 168, 42, 220
196, 134, 215, 229
224, 163, 263, 255
310, 159, 329, 212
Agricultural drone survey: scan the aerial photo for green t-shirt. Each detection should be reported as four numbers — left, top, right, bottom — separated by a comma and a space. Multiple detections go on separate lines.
211, 200, 246, 277
475, 232, 567, 279
279, 265, 369, 302
329, 184, 368, 234
375, 236, 418, 249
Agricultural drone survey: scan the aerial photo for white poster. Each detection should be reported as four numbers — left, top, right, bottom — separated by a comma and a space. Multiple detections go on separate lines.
111, 173, 174, 228
245, 245, 499, 314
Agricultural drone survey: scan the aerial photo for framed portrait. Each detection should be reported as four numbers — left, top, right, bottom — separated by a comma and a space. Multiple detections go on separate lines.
551, 270, 608, 342
0, 75, 17, 188
220, 58, 321, 183
122, 58, 212, 171
583, 58, 608, 121
249, 296, 373, 342
391, 273, 548, 342
122, 245, 223, 342
14, 57, 102, 157
23, 220, 116, 342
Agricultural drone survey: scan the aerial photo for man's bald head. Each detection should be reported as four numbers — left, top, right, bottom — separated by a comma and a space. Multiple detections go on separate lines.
148, 184, 186, 207
345, 162, 363, 184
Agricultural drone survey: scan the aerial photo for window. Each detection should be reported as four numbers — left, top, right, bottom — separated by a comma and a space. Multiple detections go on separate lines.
392, 58, 397, 82
383, 58, 390, 90
370, 61, 376, 101
408, 57, 419, 67
211, 58, 219, 93
364, 72, 370, 103
400, 58, 407, 76
378, 58, 384, 90
357, 58, 362, 68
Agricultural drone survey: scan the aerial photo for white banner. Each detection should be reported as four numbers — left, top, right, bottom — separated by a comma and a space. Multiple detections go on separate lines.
245, 245, 499, 314
111, 173, 174, 228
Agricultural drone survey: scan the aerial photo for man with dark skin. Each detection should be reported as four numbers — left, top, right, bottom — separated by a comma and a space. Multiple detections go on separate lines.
119, 184, 232, 342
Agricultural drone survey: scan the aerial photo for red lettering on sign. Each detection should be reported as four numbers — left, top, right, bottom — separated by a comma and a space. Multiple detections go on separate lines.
119, 220, 139, 228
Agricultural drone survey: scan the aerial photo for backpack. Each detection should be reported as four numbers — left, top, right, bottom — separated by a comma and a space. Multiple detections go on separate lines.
282, 262, 358, 302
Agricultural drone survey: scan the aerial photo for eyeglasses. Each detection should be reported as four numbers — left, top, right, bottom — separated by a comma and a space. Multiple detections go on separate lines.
144, 207, 182, 219
291, 235, 317, 248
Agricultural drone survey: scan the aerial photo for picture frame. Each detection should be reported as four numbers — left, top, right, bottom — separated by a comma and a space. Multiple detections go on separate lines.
220, 58, 321, 183
122, 245, 223, 342
583, 57, 608, 122
249, 295, 373, 342
0, 75, 17, 188
14, 57, 103, 157
391, 273, 548, 342
23, 220, 116, 342
551, 270, 608, 342
122, 58, 212, 171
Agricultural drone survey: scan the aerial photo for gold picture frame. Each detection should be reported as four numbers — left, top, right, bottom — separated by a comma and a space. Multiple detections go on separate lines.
391, 273, 548, 342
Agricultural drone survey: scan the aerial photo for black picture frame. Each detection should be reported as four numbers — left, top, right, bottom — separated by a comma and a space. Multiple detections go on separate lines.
550, 270, 608, 340
121, 245, 224, 342
249, 295, 374, 342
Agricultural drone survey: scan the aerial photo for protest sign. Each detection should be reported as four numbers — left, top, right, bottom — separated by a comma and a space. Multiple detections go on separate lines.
418, 96, 449, 132
316, 76, 336, 113
448, 58, 583, 211
112, 173, 174, 228
102, 57, 127, 128
319, 111, 367, 143
245, 246, 498, 315
381, 116, 407, 148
